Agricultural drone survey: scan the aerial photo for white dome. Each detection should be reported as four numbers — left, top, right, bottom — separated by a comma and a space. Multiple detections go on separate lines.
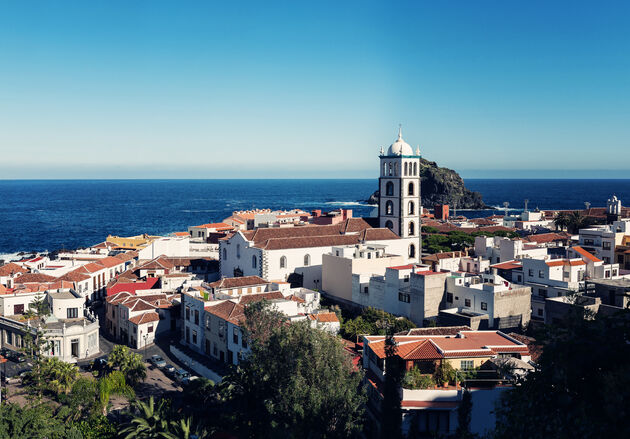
387, 126, 414, 156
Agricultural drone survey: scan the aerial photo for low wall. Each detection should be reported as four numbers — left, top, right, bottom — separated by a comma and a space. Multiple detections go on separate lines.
169, 345, 223, 383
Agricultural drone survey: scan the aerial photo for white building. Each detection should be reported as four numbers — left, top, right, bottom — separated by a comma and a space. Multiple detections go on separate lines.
219, 219, 408, 289
474, 236, 548, 265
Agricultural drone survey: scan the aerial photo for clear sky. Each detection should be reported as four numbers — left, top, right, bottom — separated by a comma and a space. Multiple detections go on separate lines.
1, 0, 629, 179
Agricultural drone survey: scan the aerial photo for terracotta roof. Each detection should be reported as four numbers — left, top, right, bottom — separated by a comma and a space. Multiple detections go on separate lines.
238, 291, 285, 304
546, 259, 585, 267
308, 312, 340, 323
129, 312, 160, 325
107, 277, 160, 296
571, 246, 603, 263
98, 256, 126, 268
137, 256, 174, 271
523, 232, 571, 244
192, 222, 233, 230
422, 251, 467, 262
205, 301, 245, 325
14, 273, 56, 284
56, 269, 91, 283
82, 262, 106, 273
491, 260, 523, 270
0, 263, 28, 277
389, 264, 415, 271
173, 232, 190, 237
113, 251, 136, 262
208, 276, 269, 289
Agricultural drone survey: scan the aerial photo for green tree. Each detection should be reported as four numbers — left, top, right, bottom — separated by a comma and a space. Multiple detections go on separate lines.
41, 357, 79, 395
380, 332, 403, 439
566, 210, 591, 234
493, 309, 630, 439
28, 291, 51, 317
0, 402, 68, 439
107, 345, 146, 386
225, 307, 366, 439
119, 397, 174, 439
96, 371, 135, 416
553, 211, 569, 231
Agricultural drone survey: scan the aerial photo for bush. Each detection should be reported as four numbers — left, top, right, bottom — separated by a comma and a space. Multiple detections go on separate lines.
433, 361, 456, 384
403, 367, 435, 389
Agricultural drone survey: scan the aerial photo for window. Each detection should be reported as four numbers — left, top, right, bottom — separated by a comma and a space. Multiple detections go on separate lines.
363, 286, 369, 294
537, 308, 543, 316
385, 220, 393, 230
192, 330, 197, 344
233, 327, 239, 344
385, 200, 394, 215
185, 307, 190, 321
242, 335, 248, 349
408, 221, 415, 236
194, 309, 199, 325
252, 255, 257, 269
584, 239, 594, 246
413, 162, 417, 175
280, 256, 287, 268
394, 163, 398, 176
404, 275, 409, 283
605, 270, 611, 278
148, 325, 154, 333
304, 254, 311, 266
481, 302, 487, 311
67, 308, 78, 319
446, 293, 453, 303
398, 292, 411, 303
408, 201, 415, 215
236, 244, 241, 259
383, 162, 387, 175
385, 181, 394, 197
404, 162, 408, 175
408, 182, 414, 196
464, 298, 471, 307
460, 360, 474, 370
13, 304, 24, 315
213, 343, 218, 356
206, 317, 211, 330
539, 289, 548, 298
538, 270, 545, 278
603, 241, 612, 250
388, 162, 393, 176
185, 327, 190, 343
409, 244, 416, 258
528, 269, 534, 277
222, 248, 227, 259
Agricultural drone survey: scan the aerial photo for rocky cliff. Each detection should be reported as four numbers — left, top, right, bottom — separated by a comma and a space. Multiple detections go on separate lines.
366, 158, 488, 209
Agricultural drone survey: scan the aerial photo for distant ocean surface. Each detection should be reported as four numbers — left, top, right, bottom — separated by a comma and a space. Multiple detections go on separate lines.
1, 179, 630, 256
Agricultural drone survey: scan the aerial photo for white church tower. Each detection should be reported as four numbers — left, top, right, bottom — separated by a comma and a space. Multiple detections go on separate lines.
378, 126, 422, 260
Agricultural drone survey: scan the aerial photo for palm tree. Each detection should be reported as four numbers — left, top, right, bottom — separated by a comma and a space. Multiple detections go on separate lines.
107, 344, 147, 386
97, 370, 135, 416
567, 211, 590, 234
170, 417, 208, 439
119, 397, 175, 439
45, 357, 79, 394
553, 211, 569, 231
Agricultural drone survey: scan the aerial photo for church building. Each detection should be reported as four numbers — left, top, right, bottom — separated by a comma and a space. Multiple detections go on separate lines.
378, 126, 423, 259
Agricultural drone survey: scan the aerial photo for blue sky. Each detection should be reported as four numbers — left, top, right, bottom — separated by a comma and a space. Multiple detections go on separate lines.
1, 0, 629, 179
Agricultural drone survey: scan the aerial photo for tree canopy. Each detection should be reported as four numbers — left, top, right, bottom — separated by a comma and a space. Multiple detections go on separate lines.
494, 309, 630, 439
224, 304, 366, 438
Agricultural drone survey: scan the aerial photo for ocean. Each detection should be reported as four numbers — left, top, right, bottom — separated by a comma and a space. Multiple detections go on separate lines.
1, 179, 630, 256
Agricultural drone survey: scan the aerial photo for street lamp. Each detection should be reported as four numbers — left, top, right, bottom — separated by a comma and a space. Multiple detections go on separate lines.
143, 334, 148, 360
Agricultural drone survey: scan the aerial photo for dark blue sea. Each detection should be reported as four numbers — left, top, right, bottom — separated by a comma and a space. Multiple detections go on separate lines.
1, 179, 630, 256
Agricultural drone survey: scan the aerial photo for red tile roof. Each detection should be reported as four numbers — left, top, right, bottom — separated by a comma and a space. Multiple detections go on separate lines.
56, 269, 91, 283
238, 291, 285, 305
0, 263, 28, 277
208, 276, 269, 289
546, 259, 585, 267
205, 301, 245, 325
523, 232, 571, 244
308, 312, 340, 323
129, 312, 160, 325
107, 277, 160, 296
14, 273, 56, 284
491, 260, 523, 270
571, 246, 602, 263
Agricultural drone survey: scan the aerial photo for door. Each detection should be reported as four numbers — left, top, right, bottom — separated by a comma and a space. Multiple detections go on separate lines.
71, 339, 79, 358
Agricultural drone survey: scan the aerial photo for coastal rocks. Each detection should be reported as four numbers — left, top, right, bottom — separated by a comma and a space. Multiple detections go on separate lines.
365, 158, 488, 209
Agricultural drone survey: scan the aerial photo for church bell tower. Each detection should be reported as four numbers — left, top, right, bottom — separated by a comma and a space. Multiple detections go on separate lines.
378, 126, 422, 260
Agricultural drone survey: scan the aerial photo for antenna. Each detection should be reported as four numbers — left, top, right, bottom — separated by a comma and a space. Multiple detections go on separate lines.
524, 199, 529, 212
503, 201, 510, 217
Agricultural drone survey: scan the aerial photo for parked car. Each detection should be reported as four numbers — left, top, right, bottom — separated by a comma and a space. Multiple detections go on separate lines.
174, 369, 190, 383
150, 355, 167, 368
7, 351, 26, 363
164, 364, 176, 377
182, 375, 199, 386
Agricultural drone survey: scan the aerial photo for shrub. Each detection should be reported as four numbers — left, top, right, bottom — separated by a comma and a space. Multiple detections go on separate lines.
403, 367, 435, 389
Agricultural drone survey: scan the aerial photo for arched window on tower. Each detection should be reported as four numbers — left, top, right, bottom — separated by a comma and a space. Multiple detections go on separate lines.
409, 243, 416, 258
383, 162, 387, 176
408, 201, 415, 215
386, 200, 394, 216
304, 254, 311, 266
394, 163, 399, 176
388, 162, 393, 176
408, 182, 414, 196
280, 256, 287, 268
413, 162, 417, 176
386, 181, 394, 196
408, 221, 415, 236
404, 162, 408, 176
385, 220, 393, 230
252, 255, 257, 269
222, 248, 227, 260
